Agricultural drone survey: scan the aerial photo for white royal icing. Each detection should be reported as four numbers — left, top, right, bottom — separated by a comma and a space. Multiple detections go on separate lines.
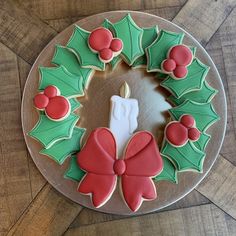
109, 95, 139, 156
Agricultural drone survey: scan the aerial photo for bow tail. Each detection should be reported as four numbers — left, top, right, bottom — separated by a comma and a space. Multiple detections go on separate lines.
78, 173, 117, 208
121, 176, 157, 212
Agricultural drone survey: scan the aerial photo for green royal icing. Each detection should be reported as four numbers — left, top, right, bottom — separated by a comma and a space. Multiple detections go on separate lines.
39, 66, 84, 98
102, 19, 122, 70
40, 127, 85, 165
29, 114, 79, 149
161, 58, 210, 98
169, 100, 220, 132
69, 98, 81, 112
168, 81, 218, 106
146, 30, 184, 72
112, 14, 144, 65
153, 155, 177, 183
52, 45, 94, 89
132, 26, 159, 68
193, 132, 211, 151
64, 155, 85, 182
161, 141, 205, 172
67, 25, 105, 71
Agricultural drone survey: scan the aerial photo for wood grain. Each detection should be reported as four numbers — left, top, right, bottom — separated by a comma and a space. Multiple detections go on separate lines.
7, 184, 83, 236
0, 0, 235, 235
196, 156, 236, 220
0, 43, 32, 233
0, 0, 56, 64
19, 0, 143, 20
70, 190, 209, 227
65, 204, 236, 236
173, 0, 236, 46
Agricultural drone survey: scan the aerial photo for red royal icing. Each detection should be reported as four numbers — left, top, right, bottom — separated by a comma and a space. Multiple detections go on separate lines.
44, 85, 58, 98
88, 27, 123, 63
188, 128, 200, 141
99, 48, 113, 61
33, 86, 70, 121
165, 122, 188, 146
77, 127, 163, 212
180, 114, 195, 128
110, 38, 123, 52
34, 94, 49, 109
162, 59, 176, 72
88, 28, 113, 52
169, 45, 192, 66
45, 96, 70, 120
162, 45, 193, 79
165, 115, 200, 147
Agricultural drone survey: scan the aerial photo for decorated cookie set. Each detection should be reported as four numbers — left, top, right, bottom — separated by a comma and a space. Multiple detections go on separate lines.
29, 14, 220, 212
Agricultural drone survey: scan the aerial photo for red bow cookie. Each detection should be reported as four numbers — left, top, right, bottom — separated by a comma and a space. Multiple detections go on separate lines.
165, 115, 200, 147
88, 27, 123, 63
77, 127, 163, 212
34, 85, 71, 121
162, 45, 193, 79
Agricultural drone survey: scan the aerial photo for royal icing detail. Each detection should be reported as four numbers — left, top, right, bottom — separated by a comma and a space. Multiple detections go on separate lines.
40, 127, 85, 164
88, 27, 123, 63
112, 14, 144, 65
161, 45, 193, 79
34, 85, 71, 121
165, 115, 200, 147
29, 113, 79, 149
77, 127, 163, 212
28, 14, 221, 213
147, 30, 184, 72
161, 58, 210, 98
109, 82, 139, 156
132, 26, 159, 68
52, 45, 94, 90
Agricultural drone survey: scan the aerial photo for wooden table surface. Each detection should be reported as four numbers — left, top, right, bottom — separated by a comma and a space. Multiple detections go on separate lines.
1, 0, 236, 235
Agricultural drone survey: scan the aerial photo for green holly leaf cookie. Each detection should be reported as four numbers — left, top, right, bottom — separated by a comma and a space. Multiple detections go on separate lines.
153, 155, 177, 183
168, 81, 218, 106
193, 132, 211, 151
39, 66, 84, 98
67, 25, 105, 71
69, 98, 81, 112
146, 30, 184, 72
28, 114, 79, 149
112, 14, 144, 65
161, 58, 210, 98
102, 19, 122, 69
40, 127, 85, 164
64, 155, 85, 182
52, 45, 94, 89
169, 100, 220, 132
132, 26, 159, 68
161, 141, 205, 172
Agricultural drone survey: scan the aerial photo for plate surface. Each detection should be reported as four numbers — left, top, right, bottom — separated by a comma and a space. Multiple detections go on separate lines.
21, 11, 227, 215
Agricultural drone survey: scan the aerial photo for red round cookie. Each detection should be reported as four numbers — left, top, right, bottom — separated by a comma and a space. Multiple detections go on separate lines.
165, 122, 188, 146
99, 48, 113, 61
180, 115, 195, 128
34, 94, 49, 109
44, 85, 58, 98
110, 38, 123, 52
113, 160, 126, 176
188, 128, 200, 141
173, 65, 188, 78
45, 96, 70, 120
162, 59, 176, 72
88, 28, 113, 52
169, 45, 192, 66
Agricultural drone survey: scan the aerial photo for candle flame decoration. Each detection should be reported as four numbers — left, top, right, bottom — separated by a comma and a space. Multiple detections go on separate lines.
109, 82, 139, 155
120, 82, 131, 98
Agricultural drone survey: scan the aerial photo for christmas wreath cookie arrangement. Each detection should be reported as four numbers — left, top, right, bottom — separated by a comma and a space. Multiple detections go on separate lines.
28, 14, 220, 212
